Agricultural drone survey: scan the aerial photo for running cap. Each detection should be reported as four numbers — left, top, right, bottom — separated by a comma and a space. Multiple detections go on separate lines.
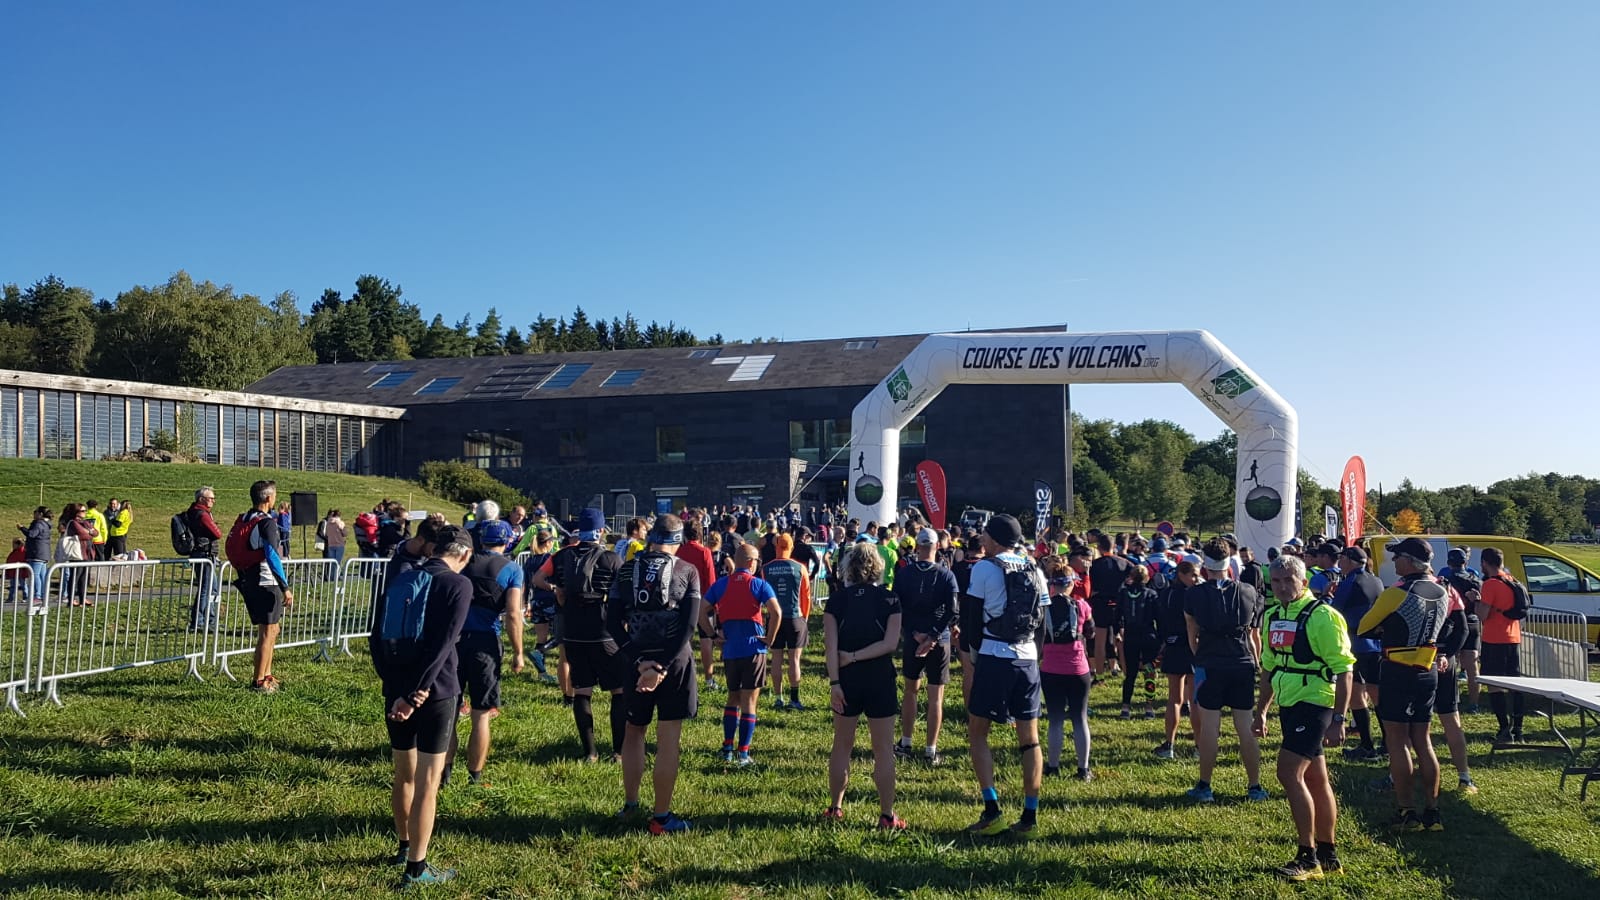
477, 520, 514, 547
1150, 537, 1168, 553
578, 508, 606, 541
1447, 547, 1468, 565
1341, 545, 1368, 564
1385, 536, 1433, 562
916, 528, 938, 546
1284, 537, 1303, 548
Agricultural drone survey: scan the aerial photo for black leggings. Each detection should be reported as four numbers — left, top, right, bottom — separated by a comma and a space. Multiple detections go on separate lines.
1041, 671, 1092, 770
1121, 642, 1160, 706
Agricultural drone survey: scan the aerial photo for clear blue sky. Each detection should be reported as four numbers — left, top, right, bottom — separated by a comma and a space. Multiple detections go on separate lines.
3, 3, 1596, 491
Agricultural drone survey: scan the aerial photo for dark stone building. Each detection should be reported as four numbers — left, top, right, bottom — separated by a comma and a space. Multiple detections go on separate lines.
247, 330, 1070, 524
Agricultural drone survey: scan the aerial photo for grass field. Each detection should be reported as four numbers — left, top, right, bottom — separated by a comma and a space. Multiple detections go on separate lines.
0, 459, 462, 555
2, 638, 1598, 898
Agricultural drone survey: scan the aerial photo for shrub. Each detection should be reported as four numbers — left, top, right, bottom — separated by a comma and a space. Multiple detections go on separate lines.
417, 461, 530, 512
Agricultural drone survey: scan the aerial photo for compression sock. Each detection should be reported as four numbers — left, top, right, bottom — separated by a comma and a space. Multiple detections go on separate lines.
982, 786, 1000, 817
610, 698, 629, 756
1316, 841, 1339, 865
738, 714, 757, 752
573, 695, 596, 758
1020, 794, 1039, 826
722, 706, 739, 748
396, 840, 409, 861
1489, 693, 1508, 731
789, 687, 801, 705
1511, 693, 1526, 735
405, 859, 427, 878
1353, 707, 1373, 749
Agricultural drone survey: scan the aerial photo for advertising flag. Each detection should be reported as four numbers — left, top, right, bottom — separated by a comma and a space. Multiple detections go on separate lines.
915, 460, 948, 530
1324, 505, 1339, 541
1033, 480, 1053, 537
1340, 456, 1367, 540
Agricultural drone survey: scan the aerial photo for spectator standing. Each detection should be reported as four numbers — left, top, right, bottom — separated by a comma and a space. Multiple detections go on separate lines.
19, 506, 53, 613
1477, 547, 1525, 743
106, 499, 131, 559
274, 501, 293, 558
379, 505, 411, 558
57, 503, 96, 606
185, 487, 224, 630
322, 509, 348, 570
83, 499, 109, 562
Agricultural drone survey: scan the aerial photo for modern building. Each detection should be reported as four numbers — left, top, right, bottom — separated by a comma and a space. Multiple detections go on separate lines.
0, 369, 405, 474
247, 329, 1072, 524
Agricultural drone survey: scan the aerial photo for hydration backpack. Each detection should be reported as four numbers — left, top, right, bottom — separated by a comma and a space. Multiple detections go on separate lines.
1267, 598, 1333, 683
629, 554, 679, 612
565, 544, 609, 606
1489, 574, 1532, 621
1043, 596, 1082, 644
225, 512, 269, 571
171, 512, 197, 557
466, 553, 514, 614
379, 567, 435, 663
1195, 580, 1254, 639
982, 556, 1046, 644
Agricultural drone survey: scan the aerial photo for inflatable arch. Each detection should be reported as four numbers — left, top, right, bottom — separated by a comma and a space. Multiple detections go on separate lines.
848, 330, 1298, 554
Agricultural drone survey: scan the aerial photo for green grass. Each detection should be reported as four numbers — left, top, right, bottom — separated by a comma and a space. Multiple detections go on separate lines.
1, 459, 463, 555
2, 644, 1598, 899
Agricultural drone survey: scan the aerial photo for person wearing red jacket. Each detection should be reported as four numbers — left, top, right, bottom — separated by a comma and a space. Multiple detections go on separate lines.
676, 518, 720, 691
185, 487, 224, 630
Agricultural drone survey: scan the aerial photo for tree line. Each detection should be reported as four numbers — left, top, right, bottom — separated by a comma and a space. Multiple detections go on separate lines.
1066, 416, 1597, 544
0, 271, 736, 391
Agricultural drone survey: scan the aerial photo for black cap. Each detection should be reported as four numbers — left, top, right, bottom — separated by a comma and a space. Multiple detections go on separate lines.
985, 514, 1024, 547
1341, 545, 1368, 564
1314, 542, 1342, 560
1447, 547, 1468, 565
1386, 537, 1433, 562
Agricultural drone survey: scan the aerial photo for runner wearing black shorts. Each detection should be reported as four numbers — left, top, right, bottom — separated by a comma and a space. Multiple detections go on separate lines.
824, 543, 905, 829
537, 510, 626, 763
894, 532, 959, 765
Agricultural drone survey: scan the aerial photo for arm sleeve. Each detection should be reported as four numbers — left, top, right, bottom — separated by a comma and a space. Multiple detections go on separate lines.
1358, 587, 1404, 636
606, 562, 630, 653
933, 571, 959, 633
1438, 608, 1469, 657
259, 518, 289, 587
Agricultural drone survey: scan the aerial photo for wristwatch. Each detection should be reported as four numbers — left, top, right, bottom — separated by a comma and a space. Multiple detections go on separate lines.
1332, 714, 1347, 724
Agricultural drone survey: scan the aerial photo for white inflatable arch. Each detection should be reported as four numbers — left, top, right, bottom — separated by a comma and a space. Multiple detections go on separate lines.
849, 330, 1298, 554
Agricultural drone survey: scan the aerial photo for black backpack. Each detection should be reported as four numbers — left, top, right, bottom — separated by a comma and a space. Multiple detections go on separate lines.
1043, 596, 1082, 644
1489, 574, 1531, 621
1268, 597, 1333, 683
1196, 580, 1254, 639
465, 553, 514, 614
564, 544, 608, 606
628, 555, 680, 612
982, 556, 1046, 644
171, 512, 197, 557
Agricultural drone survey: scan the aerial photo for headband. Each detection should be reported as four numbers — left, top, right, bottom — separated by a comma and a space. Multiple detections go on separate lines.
652, 528, 685, 545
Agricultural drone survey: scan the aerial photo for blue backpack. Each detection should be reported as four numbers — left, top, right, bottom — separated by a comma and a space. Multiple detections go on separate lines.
380, 568, 434, 662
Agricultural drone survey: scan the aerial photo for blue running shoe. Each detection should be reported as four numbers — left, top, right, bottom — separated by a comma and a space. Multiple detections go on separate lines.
401, 862, 458, 888
649, 812, 692, 835
1186, 784, 1215, 803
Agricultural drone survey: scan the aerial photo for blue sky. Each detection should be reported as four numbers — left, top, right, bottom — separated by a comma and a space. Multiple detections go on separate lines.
3, 3, 1596, 491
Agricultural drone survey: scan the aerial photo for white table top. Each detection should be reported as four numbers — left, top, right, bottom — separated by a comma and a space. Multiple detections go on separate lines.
1479, 675, 1600, 711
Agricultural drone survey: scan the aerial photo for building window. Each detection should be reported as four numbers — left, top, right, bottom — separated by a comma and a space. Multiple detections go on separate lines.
42, 390, 74, 459
601, 369, 645, 388
559, 428, 587, 460
900, 414, 927, 447
687, 348, 720, 360
21, 389, 38, 457
369, 371, 415, 389
656, 425, 687, 464
540, 363, 592, 390
414, 376, 461, 396
1, 389, 17, 458
788, 418, 851, 465
463, 430, 524, 469
843, 340, 878, 350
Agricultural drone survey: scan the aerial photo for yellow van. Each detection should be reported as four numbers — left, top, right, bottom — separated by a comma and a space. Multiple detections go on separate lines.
1366, 535, 1600, 646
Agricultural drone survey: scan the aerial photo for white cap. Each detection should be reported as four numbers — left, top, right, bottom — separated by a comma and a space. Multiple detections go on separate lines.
916, 528, 939, 546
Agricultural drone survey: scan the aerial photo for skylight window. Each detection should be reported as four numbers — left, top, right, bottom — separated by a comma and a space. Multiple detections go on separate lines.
369, 371, 415, 389
366, 363, 406, 374
727, 355, 775, 382
470, 364, 557, 399
601, 369, 645, 388
843, 340, 878, 350
538, 363, 592, 390
687, 348, 720, 360
414, 376, 463, 395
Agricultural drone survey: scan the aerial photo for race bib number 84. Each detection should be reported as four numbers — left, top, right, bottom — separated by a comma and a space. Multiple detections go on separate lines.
1268, 619, 1297, 652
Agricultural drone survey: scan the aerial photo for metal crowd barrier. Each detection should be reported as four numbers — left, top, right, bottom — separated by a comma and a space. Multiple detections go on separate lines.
36, 559, 214, 706
210, 559, 343, 680
333, 556, 389, 657
1526, 609, 1593, 650
2, 561, 43, 716
1523, 632, 1591, 682
514, 551, 531, 569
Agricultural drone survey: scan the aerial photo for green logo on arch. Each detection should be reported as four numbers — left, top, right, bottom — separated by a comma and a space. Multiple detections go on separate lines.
886, 367, 913, 403
1211, 368, 1257, 400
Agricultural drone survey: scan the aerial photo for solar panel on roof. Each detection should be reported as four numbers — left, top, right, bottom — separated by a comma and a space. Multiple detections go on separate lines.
537, 363, 592, 390
601, 369, 645, 388
469, 364, 558, 398
369, 371, 415, 388
366, 363, 406, 374
727, 355, 775, 382
414, 376, 463, 395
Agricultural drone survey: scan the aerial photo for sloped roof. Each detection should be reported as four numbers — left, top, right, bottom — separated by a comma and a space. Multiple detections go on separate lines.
248, 330, 1052, 405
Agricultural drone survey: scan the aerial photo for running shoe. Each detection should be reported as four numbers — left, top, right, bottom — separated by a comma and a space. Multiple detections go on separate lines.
1369, 774, 1394, 793
819, 806, 845, 822
736, 752, 754, 767
772, 698, 788, 711
1247, 785, 1269, 802
615, 802, 644, 821
1421, 808, 1445, 832
877, 813, 908, 831
1493, 728, 1513, 746
1143, 708, 1157, 719
1043, 764, 1061, 777
1008, 819, 1038, 839
1075, 768, 1094, 782
788, 700, 808, 712
401, 862, 458, 888
968, 810, 1008, 836
540, 674, 559, 685
1118, 708, 1132, 720
719, 747, 736, 763
1154, 743, 1176, 760
1458, 776, 1479, 795
922, 750, 942, 767
1341, 746, 1383, 763
648, 812, 692, 835
705, 678, 720, 692
527, 648, 546, 671
1275, 855, 1323, 882
249, 675, 280, 694
1316, 850, 1343, 875
893, 742, 914, 761
1387, 809, 1423, 833
1185, 784, 1215, 803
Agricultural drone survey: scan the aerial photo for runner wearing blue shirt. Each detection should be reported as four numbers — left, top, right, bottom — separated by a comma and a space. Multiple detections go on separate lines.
447, 520, 525, 786
701, 544, 782, 765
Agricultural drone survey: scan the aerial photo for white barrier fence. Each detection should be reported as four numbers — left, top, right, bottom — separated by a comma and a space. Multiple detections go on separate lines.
36, 559, 215, 706
1523, 632, 1591, 682
333, 557, 389, 657
210, 559, 343, 680
2, 561, 44, 716
1526, 608, 1593, 651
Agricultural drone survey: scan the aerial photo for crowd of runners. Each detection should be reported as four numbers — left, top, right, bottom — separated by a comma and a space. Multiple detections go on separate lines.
345, 494, 1532, 888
